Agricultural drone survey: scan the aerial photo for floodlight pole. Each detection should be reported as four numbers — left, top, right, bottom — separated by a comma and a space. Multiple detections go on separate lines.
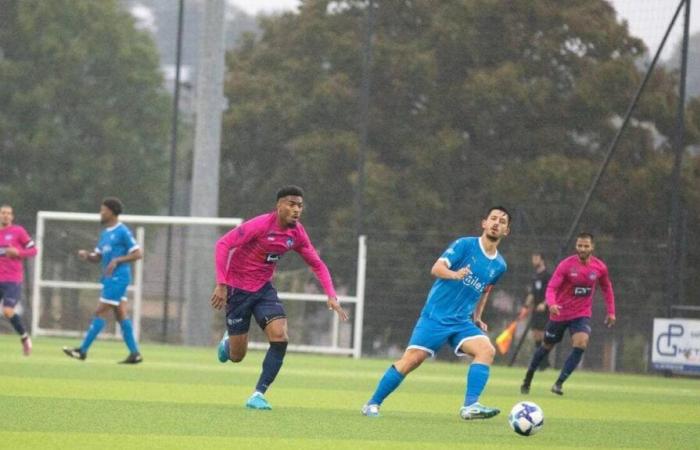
162, 0, 186, 342
355, 0, 375, 238
666, 0, 691, 315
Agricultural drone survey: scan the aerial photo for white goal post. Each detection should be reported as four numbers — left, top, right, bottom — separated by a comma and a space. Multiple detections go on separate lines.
30, 211, 367, 358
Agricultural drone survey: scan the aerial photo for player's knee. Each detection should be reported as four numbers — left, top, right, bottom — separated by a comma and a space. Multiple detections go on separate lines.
229, 351, 246, 363
2, 309, 14, 319
396, 352, 425, 374
480, 343, 496, 362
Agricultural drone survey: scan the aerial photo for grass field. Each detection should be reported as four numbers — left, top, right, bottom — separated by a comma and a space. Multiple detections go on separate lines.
1, 334, 699, 449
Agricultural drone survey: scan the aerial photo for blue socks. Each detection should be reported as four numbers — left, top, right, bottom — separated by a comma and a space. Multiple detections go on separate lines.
120, 319, 139, 354
368, 365, 405, 405
528, 345, 551, 372
80, 317, 106, 353
557, 347, 584, 385
9, 314, 27, 336
465, 363, 490, 406
255, 342, 288, 394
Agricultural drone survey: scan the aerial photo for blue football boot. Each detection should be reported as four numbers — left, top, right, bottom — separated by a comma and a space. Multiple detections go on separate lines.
217, 331, 229, 363
361, 403, 380, 417
459, 402, 500, 420
246, 392, 272, 410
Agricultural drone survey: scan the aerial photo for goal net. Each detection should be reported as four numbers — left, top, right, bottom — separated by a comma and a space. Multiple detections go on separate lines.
30, 211, 367, 358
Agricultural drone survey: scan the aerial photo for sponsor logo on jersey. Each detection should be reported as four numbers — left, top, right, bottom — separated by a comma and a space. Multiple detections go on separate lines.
573, 286, 591, 297
265, 253, 281, 263
462, 272, 486, 293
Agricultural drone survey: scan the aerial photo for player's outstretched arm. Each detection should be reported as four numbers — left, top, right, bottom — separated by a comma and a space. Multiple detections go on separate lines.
473, 288, 492, 332
599, 265, 616, 327
326, 296, 349, 321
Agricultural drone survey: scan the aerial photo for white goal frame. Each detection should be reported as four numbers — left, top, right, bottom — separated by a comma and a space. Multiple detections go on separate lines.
30, 211, 367, 358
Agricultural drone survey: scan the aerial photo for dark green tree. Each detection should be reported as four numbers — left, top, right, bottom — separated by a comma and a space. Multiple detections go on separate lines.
218, 0, 700, 354
0, 0, 170, 222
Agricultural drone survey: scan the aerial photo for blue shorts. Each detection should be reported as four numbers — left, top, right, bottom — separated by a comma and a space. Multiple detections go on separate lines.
0, 282, 22, 308
407, 315, 487, 357
100, 278, 129, 305
544, 317, 592, 345
226, 282, 286, 335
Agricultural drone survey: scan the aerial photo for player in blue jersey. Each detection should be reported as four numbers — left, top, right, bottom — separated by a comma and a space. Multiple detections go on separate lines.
362, 207, 511, 420
63, 198, 144, 363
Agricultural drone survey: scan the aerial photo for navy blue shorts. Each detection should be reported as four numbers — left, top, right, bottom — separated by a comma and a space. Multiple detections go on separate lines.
543, 317, 592, 345
0, 282, 22, 308
225, 282, 286, 335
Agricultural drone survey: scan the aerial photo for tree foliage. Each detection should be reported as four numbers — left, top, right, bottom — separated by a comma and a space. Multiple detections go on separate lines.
0, 0, 170, 222
219, 0, 699, 351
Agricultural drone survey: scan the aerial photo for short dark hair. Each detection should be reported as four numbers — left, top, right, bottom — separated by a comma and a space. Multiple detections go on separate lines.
102, 197, 123, 216
486, 205, 511, 225
276, 185, 304, 200
577, 232, 594, 241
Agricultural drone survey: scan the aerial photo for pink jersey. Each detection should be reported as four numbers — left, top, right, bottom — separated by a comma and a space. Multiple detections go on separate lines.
215, 212, 336, 297
0, 224, 38, 283
545, 254, 615, 322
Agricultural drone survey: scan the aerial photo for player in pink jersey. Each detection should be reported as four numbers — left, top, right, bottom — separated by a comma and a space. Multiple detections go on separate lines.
0, 205, 38, 355
520, 232, 615, 396
210, 186, 348, 410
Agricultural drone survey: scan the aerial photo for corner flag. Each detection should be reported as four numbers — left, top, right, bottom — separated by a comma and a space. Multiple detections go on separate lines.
495, 321, 517, 355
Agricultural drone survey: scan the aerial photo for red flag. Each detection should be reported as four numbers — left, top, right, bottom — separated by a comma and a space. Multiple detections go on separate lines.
495, 320, 517, 355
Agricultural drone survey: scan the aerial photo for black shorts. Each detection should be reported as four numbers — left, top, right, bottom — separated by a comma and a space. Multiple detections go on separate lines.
530, 310, 549, 331
543, 317, 592, 345
0, 282, 22, 308
225, 282, 286, 335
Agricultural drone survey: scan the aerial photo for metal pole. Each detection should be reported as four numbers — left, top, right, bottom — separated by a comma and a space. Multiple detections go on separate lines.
355, 0, 375, 237
353, 235, 367, 359
667, 0, 690, 315
184, 0, 227, 345
559, 0, 687, 257
30, 212, 45, 336
162, 0, 186, 341
133, 227, 145, 341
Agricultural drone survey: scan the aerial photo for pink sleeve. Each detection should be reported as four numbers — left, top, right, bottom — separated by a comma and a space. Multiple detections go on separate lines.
545, 261, 565, 306
18, 228, 37, 259
599, 265, 616, 316
214, 219, 261, 285
295, 231, 337, 298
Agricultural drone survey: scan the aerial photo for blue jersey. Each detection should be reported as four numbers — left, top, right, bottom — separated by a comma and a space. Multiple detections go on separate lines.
420, 237, 507, 325
95, 223, 139, 283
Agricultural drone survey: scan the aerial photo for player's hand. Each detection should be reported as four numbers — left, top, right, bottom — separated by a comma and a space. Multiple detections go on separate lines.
452, 267, 470, 280
327, 297, 349, 321
604, 314, 616, 328
77, 250, 89, 261
474, 319, 488, 332
104, 260, 118, 276
517, 307, 529, 321
549, 304, 561, 316
535, 302, 546, 312
5, 246, 19, 259
210, 284, 228, 310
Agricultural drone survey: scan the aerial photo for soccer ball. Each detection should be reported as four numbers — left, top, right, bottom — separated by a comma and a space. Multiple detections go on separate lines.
508, 401, 544, 436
